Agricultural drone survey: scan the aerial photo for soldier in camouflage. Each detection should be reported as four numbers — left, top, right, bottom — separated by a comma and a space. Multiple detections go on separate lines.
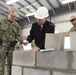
69, 15, 76, 32
0, 6, 21, 75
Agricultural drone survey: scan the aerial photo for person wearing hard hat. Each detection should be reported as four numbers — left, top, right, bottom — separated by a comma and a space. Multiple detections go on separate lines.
24, 7, 55, 51
0, 6, 21, 75
69, 15, 76, 32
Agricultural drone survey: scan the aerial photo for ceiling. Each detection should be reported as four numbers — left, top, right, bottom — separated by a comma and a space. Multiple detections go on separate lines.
0, 0, 76, 20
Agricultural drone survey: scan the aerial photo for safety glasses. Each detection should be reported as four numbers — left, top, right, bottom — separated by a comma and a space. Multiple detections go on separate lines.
70, 18, 76, 22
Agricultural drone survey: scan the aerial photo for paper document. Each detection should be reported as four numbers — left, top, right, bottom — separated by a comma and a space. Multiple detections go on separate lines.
22, 43, 32, 51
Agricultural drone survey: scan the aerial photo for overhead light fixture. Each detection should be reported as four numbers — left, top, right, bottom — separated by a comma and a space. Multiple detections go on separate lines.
26, 12, 36, 17
6, 0, 19, 5
62, 0, 76, 4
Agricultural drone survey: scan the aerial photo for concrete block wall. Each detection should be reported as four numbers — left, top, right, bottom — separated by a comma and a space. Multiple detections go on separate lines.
11, 51, 76, 75
11, 33, 76, 75
13, 51, 35, 67
37, 51, 68, 69
45, 34, 64, 51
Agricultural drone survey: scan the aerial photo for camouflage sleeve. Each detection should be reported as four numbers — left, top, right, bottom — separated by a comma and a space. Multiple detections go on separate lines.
0, 18, 2, 28
0, 19, 3, 37
0, 18, 5, 28
15, 22, 21, 42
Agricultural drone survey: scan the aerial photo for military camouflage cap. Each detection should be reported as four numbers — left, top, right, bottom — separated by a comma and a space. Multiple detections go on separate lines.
8, 6, 19, 17
70, 15, 76, 21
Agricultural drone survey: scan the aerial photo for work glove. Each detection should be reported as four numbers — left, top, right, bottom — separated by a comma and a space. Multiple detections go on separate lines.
0, 38, 3, 45
10, 40, 17, 47
20, 40, 23, 44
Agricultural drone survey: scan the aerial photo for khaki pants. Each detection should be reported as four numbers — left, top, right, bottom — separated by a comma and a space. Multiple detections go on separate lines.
0, 46, 14, 75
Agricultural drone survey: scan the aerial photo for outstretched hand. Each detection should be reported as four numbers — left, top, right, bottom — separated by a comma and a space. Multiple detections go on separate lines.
32, 47, 40, 51
22, 40, 28, 46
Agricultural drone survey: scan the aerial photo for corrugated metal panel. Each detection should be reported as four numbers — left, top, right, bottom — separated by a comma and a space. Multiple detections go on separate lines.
38, 0, 52, 10
51, 11, 76, 32
48, 0, 60, 8
51, 11, 76, 22
55, 22, 72, 32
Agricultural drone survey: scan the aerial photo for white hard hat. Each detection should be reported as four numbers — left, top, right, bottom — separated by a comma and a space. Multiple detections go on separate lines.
34, 7, 49, 19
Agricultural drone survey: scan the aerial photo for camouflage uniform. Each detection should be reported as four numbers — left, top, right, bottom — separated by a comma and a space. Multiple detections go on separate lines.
69, 27, 76, 32
0, 18, 21, 75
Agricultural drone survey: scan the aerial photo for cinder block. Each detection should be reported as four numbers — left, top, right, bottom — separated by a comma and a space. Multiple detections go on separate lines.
37, 51, 68, 69
23, 68, 51, 75
52, 71, 76, 75
45, 33, 64, 51
12, 66, 22, 75
13, 51, 35, 67
72, 52, 76, 69
70, 32, 76, 51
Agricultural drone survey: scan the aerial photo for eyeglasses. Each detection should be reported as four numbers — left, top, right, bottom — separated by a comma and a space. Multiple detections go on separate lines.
70, 18, 76, 22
